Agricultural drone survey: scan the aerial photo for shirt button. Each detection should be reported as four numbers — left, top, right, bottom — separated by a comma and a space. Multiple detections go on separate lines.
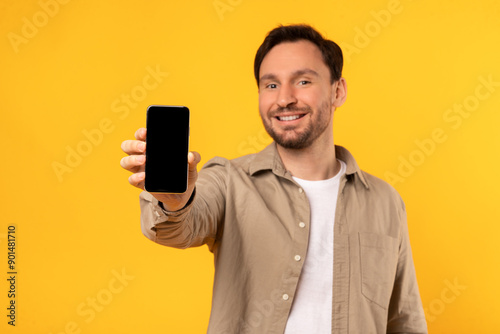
298, 188, 304, 194
299, 222, 306, 228
294, 255, 301, 261
282, 293, 289, 301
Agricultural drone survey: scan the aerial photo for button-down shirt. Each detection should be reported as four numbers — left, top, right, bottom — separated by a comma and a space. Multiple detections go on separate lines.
140, 143, 428, 334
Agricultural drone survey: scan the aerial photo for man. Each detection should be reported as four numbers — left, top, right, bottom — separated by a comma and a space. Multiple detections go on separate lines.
120, 24, 428, 333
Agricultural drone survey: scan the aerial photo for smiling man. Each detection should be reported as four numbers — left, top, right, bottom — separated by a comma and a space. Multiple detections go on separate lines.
120, 24, 428, 333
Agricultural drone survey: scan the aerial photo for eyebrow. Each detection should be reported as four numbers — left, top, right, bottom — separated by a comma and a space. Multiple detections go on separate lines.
259, 68, 320, 84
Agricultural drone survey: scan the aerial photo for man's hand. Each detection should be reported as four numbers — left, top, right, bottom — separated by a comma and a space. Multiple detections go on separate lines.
120, 127, 201, 211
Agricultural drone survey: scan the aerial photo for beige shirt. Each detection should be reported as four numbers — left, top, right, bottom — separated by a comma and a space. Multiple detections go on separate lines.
140, 143, 428, 334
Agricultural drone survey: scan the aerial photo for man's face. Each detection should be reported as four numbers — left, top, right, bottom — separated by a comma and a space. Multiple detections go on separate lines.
258, 40, 342, 150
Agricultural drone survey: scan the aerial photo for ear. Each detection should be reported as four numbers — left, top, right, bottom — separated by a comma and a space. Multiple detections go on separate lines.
331, 77, 347, 108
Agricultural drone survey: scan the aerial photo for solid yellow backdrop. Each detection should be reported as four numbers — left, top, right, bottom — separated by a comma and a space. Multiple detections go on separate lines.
1, 0, 499, 333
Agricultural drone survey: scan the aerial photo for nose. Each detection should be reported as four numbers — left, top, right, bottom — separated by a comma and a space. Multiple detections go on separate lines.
277, 84, 297, 108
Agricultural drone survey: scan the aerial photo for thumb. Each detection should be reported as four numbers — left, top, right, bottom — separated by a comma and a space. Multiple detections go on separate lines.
188, 151, 201, 173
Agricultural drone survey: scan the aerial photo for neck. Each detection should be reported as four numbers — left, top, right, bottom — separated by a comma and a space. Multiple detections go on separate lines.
276, 135, 339, 181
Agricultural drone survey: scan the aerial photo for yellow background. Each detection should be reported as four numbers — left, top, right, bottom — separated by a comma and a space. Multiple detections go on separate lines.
1, 0, 499, 333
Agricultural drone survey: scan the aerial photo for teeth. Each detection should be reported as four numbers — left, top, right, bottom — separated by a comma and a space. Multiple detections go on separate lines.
278, 115, 300, 121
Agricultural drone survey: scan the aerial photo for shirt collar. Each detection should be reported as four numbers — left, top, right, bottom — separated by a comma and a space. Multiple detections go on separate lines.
248, 142, 370, 189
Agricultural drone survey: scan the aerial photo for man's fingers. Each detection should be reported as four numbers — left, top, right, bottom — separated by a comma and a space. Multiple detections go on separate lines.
135, 127, 147, 141
120, 128, 147, 191
120, 155, 146, 171
121, 140, 146, 155
128, 172, 145, 189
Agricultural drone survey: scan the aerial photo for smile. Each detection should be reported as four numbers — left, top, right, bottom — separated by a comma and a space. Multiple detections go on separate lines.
276, 114, 306, 121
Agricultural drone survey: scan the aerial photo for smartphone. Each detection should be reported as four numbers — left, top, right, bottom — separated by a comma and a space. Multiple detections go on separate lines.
145, 105, 190, 193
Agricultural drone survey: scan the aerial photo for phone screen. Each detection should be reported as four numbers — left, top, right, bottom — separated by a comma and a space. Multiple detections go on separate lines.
145, 105, 190, 193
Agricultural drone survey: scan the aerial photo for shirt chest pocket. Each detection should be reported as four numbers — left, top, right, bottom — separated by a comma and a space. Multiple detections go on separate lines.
358, 232, 399, 309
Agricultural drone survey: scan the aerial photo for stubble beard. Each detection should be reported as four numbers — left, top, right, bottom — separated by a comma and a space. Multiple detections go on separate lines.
261, 101, 332, 150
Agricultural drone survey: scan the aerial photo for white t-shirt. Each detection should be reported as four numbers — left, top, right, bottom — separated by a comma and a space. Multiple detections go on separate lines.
284, 159, 347, 333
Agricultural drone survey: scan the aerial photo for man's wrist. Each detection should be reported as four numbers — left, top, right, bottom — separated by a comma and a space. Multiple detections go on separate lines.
158, 188, 196, 213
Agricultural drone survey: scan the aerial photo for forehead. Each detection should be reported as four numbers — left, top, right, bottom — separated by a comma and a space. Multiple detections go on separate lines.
259, 40, 328, 79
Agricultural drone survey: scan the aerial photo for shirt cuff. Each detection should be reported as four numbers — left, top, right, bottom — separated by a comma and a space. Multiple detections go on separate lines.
140, 189, 197, 225
158, 188, 196, 216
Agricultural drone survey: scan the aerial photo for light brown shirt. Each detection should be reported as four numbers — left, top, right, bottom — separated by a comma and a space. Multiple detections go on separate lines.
140, 143, 428, 333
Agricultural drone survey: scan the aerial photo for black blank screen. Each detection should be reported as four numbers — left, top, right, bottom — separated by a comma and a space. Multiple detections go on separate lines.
145, 106, 189, 193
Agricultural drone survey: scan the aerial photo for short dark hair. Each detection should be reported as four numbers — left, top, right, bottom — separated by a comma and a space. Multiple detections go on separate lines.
254, 24, 343, 86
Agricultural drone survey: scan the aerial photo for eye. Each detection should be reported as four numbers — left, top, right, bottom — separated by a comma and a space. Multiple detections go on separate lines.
298, 80, 311, 86
266, 83, 278, 89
